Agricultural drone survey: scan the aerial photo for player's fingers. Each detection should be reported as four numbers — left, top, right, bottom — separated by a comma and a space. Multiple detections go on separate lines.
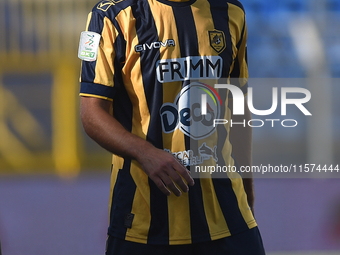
173, 160, 195, 186
152, 176, 171, 196
159, 172, 182, 197
166, 168, 189, 193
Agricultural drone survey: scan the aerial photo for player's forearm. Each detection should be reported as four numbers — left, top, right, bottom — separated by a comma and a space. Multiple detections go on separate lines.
80, 96, 154, 162
80, 96, 194, 196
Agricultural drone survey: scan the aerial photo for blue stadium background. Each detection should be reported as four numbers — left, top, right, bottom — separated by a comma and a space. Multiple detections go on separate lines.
0, 0, 340, 254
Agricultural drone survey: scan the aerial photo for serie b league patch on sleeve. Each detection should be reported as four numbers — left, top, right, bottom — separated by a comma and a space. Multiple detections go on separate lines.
78, 31, 101, 61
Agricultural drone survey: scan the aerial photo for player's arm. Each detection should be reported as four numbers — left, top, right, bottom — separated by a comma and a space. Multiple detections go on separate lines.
229, 101, 254, 214
80, 96, 194, 196
80, 10, 194, 196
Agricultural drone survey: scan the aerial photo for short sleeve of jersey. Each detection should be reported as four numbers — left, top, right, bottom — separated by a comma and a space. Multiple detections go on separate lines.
79, 9, 121, 101
228, 1, 248, 95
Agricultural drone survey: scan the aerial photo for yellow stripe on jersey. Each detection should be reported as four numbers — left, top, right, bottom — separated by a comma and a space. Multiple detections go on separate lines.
108, 156, 124, 225
217, 77, 256, 232
168, 191, 191, 245
125, 161, 151, 244
79, 93, 113, 101
221, 100, 233, 167
85, 12, 92, 31
227, 2, 248, 81
200, 178, 230, 239
94, 17, 118, 87
227, 3, 241, 60
228, 170, 257, 229
224, 3, 254, 228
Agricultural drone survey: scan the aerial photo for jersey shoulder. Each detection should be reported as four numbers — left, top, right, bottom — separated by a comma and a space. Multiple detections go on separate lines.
226, 0, 245, 12
207, 0, 245, 13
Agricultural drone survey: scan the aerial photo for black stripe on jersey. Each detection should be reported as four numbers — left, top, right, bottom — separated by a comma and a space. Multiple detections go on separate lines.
172, 6, 199, 58
156, 0, 197, 7
80, 82, 116, 99
112, 76, 134, 132
188, 183, 212, 242
131, 2, 169, 244
108, 160, 137, 239
147, 181, 170, 244
172, 6, 211, 243
111, 32, 126, 99
208, 0, 233, 77
211, 177, 249, 234
229, 20, 245, 78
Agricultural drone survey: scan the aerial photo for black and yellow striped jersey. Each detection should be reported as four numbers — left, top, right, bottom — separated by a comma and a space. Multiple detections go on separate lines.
80, 0, 256, 245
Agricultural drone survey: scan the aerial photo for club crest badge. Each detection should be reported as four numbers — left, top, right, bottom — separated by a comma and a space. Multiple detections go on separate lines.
208, 30, 226, 54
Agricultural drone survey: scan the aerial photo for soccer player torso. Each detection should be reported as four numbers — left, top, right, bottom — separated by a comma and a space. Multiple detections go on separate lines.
80, 0, 256, 245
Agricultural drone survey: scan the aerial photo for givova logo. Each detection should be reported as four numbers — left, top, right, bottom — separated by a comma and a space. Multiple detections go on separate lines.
160, 82, 222, 140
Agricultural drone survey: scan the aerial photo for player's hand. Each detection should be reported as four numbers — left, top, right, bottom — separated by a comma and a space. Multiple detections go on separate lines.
137, 146, 195, 196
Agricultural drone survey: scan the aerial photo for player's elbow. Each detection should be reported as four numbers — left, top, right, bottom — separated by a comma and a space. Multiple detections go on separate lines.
80, 108, 96, 139
80, 97, 99, 139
